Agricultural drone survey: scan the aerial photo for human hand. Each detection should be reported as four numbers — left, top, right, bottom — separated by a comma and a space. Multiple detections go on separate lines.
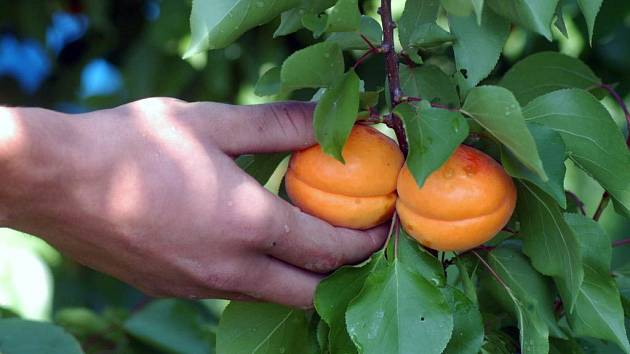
0, 98, 388, 308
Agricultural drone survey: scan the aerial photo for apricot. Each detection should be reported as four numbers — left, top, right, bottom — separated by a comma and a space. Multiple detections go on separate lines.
396, 145, 516, 251
285, 125, 404, 229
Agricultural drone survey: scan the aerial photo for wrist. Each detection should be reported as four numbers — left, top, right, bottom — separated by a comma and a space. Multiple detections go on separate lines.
0, 107, 92, 227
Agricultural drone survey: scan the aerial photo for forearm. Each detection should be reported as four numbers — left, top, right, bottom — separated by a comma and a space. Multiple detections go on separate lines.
0, 106, 90, 228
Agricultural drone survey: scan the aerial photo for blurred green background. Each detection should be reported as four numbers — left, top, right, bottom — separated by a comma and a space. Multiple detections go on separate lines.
0, 0, 629, 353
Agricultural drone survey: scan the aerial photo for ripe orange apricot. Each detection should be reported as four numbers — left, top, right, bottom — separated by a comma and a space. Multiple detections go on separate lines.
285, 125, 404, 229
396, 145, 516, 251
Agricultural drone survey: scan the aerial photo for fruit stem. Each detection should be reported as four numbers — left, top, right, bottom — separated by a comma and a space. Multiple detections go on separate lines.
379, 0, 408, 156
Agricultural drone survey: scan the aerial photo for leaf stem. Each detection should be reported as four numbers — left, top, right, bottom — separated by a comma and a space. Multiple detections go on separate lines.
593, 191, 610, 221
383, 212, 398, 257
379, 0, 408, 156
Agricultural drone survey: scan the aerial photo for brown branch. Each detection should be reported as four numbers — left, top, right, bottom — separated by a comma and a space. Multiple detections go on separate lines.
378, 0, 408, 156
593, 191, 610, 221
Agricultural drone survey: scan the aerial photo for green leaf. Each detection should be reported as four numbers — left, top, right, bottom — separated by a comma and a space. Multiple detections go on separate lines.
359, 89, 382, 109
442, 287, 484, 354
236, 152, 289, 185
302, 0, 360, 37
486, 0, 560, 40
554, 4, 569, 38
273, 0, 336, 37
564, 213, 630, 354
326, 0, 361, 32
315, 253, 384, 354
395, 102, 468, 187
398, 0, 441, 63
481, 244, 566, 339
441, 0, 474, 16
217, 302, 313, 354
399, 64, 460, 107
523, 89, 630, 216
281, 42, 344, 90
185, 0, 300, 56
346, 259, 454, 354
317, 320, 330, 353
124, 299, 215, 354
472, 0, 484, 24
408, 23, 455, 48
254, 67, 282, 97
501, 123, 567, 207
313, 69, 361, 162
614, 263, 630, 316
550, 338, 588, 354
516, 182, 584, 313
480, 331, 518, 354
0, 318, 83, 354
462, 86, 547, 180
55, 307, 110, 338
455, 256, 479, 304
450, 9, 510, 93
326, 15, 383, 50
500, 52, 601, 105
302, 13, 328, 37
0, 306, 19, 318
398, 229, 446, 287
577, 0, 604, 43
482, 247, 550, 354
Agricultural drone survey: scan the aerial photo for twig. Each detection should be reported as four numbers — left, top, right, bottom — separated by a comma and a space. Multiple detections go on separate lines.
359, 34, 378, 52
593, 191, 610, 221
565, 190, 587, 216
599, 83, 630, 147
379, 0, 408, 156
352, 50, 375, 70
613, 238, 630, 248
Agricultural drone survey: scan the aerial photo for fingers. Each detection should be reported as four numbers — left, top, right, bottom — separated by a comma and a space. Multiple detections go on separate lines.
262, 202, 389, 274
244, 256, 323, 309
187, 101, 317, 155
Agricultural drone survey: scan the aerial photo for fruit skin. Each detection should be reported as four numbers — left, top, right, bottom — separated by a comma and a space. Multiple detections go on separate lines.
285, 125, 404, 229
397, 145, 516, 251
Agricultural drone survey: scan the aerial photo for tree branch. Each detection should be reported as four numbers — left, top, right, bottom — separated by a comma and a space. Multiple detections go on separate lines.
379, 0, 408, 156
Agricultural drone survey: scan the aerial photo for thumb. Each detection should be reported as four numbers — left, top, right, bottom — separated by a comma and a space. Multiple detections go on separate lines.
190, 101, 317, 155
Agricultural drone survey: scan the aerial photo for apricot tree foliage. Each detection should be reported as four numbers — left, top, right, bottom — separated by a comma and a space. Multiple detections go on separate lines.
187, 1, 630, 353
